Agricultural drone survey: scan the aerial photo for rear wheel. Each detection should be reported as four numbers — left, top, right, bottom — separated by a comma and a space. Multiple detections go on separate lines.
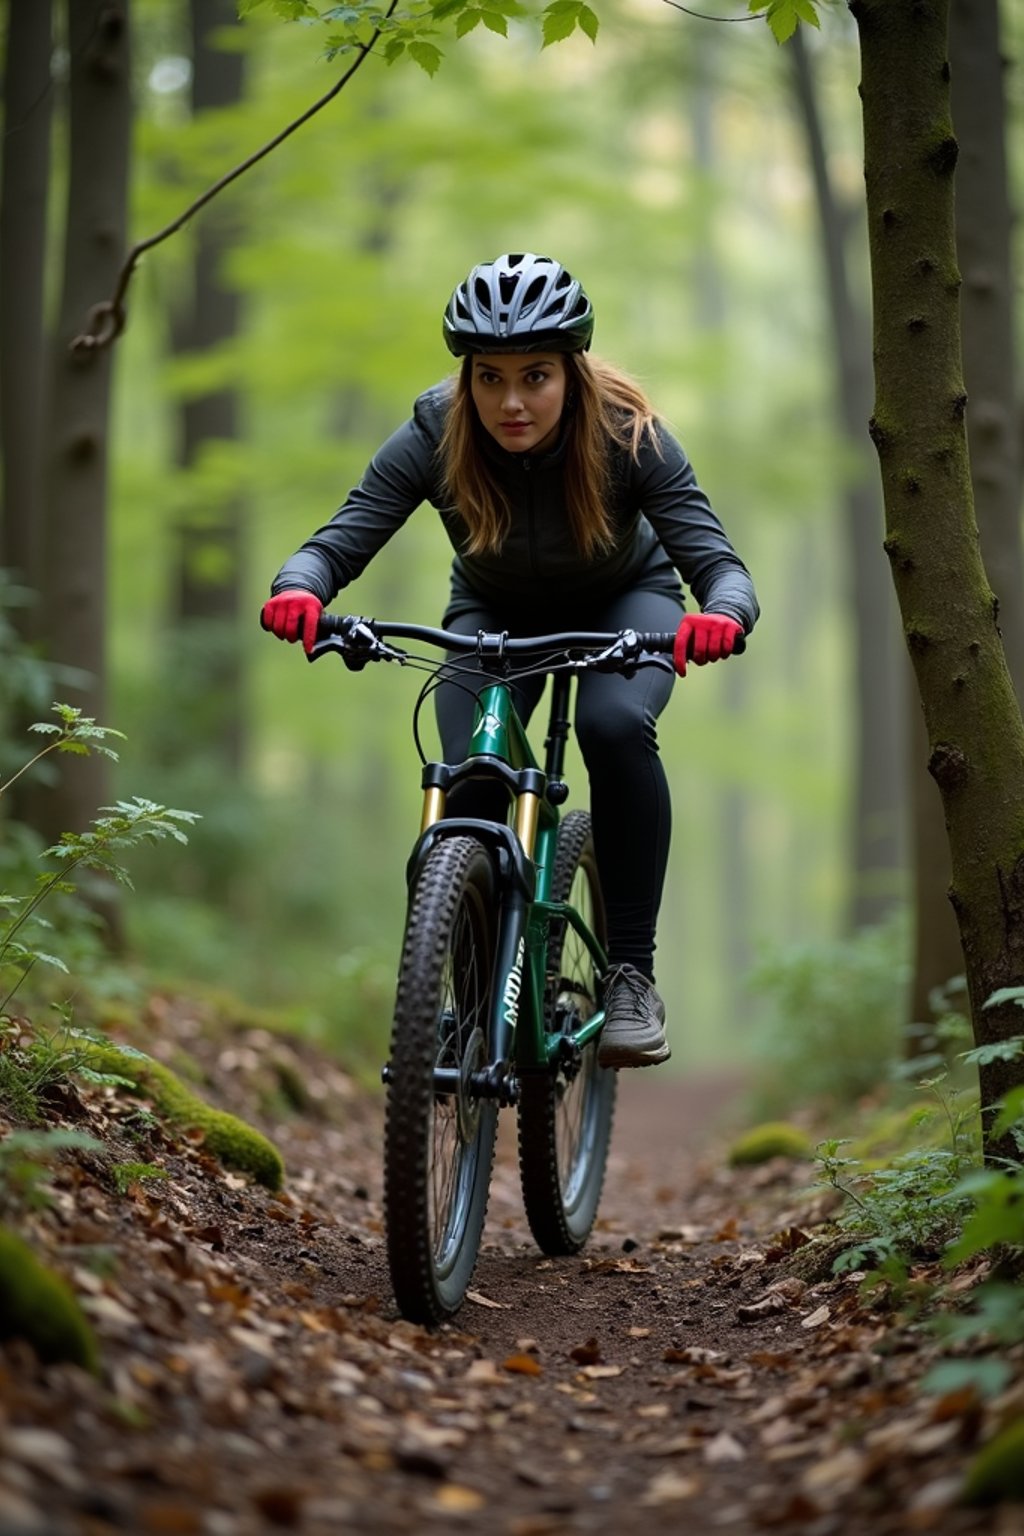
517, 810, 616, 1254
384, 836, 498, 1324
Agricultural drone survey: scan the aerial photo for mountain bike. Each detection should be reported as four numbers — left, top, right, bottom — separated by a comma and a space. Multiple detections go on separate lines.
308, 614, 734, 1325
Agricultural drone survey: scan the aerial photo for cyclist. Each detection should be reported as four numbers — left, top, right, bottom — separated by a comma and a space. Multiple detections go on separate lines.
262, 253, 758, 1069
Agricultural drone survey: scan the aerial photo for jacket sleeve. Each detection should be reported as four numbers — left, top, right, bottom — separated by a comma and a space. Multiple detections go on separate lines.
636, 424, 759, 633
271, 410, 438, 602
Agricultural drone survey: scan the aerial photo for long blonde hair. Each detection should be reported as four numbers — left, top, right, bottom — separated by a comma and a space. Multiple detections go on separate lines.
439, 353, 659, 560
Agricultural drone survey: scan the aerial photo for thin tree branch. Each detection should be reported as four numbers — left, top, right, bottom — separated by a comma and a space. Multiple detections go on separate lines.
661, 1, 759, 20
71, 5, 400, 357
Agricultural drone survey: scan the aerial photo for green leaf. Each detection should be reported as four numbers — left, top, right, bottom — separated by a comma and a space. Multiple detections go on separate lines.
455, 9, 482, 32
577, 3, 598, 40
430, 0, 466, 16
791, 0, 820, 24
542, 3, 579, 45
984, 987, 1024, 1009
409, 39, 443, 71
767, 2, 798, 44
383, 35, 406, 57
481, 10, 507, 32
959, 1035, 1024, 1067
991, 1086, 1024, 1139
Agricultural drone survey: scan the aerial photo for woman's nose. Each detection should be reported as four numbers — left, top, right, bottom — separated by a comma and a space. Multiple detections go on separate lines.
501, 386, 524, 414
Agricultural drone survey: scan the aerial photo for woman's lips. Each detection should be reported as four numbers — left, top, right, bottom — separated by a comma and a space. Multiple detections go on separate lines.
500, 422, 530, 435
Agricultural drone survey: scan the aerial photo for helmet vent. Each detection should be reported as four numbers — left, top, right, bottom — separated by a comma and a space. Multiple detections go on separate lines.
474, 276, 493, 311
555, 270, 572, 290
523, 276, 547, 310
499, 274, 519, 304
507, 253, 525, 267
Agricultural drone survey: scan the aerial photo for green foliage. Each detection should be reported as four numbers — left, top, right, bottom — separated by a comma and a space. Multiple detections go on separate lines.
0, 1127, 103, 1218
238, 0, 598, 72
962, 1420, 1024, 1505
747, 0, 820, 45
79, 1040, 285, 1190
922, 1286, 1024, 1398
111, 1161, 171, 1195
0, 704, 125, 800
727, 1121, 812, 1166
1, 791, 199, 1015
745, 915, 909, 1117
0, 1225, 99, 1372
0, 1013, 121, 1123
815, 1105, 979, 1267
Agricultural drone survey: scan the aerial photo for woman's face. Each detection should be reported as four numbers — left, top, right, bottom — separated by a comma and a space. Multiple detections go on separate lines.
469, 353, 568, 454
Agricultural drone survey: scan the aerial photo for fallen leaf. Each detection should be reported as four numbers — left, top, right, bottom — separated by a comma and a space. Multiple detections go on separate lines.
569, 1337, 603, 1365
465, 1289, 509, 1309
704, 1431, 746, 1464
628, 1326, 651, 1338
737, 1294, 789, 1323
713, 1218, 740, 1242
801, 1303, 831, 1329
431, 1485, 486, 1512
464, 1360, 504, 1385
578, 1364, 624, 1379
502, 1354, 543, 1377
640, 1471, 701, 1506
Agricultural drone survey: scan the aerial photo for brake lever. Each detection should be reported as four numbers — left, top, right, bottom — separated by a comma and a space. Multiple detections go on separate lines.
586, 628, 644, 677
307, 615, 404, 670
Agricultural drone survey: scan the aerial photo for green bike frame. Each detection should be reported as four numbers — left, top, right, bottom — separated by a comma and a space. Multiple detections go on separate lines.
411, 678, 607, 1091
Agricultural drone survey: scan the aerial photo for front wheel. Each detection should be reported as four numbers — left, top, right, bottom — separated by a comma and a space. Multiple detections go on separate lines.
384, 836, 498, 1325
517, 810, 617, 1255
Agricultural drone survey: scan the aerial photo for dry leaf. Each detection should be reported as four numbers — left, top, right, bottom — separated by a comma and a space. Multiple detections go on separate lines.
801, 1303, 831, 1329
431, 1485, 486, 1512
569, 1337, 603, 1365
465, 1289, 509, 1309
502, 1354, 543, 1377
704, 1431, 746, 1464
464, 1359, 504, 1385
578, 1364, 624, 1380
628, 1326, 651, 1338
640, 1471, 701, 1506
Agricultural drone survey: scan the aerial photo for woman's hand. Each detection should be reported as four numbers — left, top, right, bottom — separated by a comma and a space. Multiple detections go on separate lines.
261, 589, 323, 654
673, 613, 744, 676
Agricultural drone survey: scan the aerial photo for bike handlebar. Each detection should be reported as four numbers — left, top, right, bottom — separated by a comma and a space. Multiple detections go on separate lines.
308, 614, 745, 669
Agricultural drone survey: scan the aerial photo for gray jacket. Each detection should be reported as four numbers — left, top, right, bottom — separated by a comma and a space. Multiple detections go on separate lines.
272, 381, 759, 631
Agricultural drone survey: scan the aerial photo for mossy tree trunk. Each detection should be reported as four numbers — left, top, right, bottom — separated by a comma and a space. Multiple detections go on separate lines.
851, 0, 1024, 1159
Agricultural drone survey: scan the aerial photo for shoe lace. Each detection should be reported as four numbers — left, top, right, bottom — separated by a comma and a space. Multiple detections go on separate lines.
604, 963, 653, 1018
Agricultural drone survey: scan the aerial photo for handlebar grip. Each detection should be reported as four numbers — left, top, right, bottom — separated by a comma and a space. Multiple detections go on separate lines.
640, 630, 747, 657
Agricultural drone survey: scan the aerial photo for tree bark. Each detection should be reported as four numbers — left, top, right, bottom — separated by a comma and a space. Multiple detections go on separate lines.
37, 0, 131, 844
788, 28, 904, 934
0, 0, 54, 614
170, 0, 247, 773
852, 0, 1024, 1158
949, 0, 1023, 702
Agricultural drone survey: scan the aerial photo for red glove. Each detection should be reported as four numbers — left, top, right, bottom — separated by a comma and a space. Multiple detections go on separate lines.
261, 589, 323, 654
673, 613, 744, 676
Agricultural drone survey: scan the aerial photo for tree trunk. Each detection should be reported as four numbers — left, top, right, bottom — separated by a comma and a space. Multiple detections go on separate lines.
851, 0, 1024, 1158
37, 0, 131, 845
788, 27, 904, 934
949, 0, 1023, 702
0, 0, 53, 615
170, 0, 246, 773
907, 680, 964, 1036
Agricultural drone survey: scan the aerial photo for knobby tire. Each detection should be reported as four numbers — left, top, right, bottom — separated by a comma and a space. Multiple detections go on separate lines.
384, 836, 498, 1325
517, 810, 617, 1254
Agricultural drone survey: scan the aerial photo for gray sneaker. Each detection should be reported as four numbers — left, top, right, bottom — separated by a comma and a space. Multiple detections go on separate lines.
597, 964, 671, 1069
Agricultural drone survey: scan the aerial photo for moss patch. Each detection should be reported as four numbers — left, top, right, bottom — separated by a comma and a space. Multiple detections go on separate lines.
963, 1419, 1024, 1504
0, 1226, 98, 1372
728, 1122, 813, 1166
82, 1043, 284, 1191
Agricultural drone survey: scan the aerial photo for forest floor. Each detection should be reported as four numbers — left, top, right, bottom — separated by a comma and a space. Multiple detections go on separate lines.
1, 995, 1022, 1536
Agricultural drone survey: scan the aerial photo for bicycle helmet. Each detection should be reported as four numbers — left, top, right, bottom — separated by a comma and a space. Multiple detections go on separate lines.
443, 253, 594, 355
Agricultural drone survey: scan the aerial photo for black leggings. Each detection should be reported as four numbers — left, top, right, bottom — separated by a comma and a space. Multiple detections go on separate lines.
434, 587, 683, 979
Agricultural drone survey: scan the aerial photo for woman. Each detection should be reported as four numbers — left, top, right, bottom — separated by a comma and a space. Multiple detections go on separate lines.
262, 252, 758, 1069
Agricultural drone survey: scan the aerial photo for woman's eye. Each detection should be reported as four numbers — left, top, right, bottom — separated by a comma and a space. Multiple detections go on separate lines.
526, 372, 548, 386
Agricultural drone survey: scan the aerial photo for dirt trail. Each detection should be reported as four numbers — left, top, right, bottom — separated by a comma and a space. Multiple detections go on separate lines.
0, 1015, 1015, 1536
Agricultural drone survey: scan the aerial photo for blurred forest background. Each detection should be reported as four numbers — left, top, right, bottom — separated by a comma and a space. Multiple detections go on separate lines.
1, 0, 1022, 1095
